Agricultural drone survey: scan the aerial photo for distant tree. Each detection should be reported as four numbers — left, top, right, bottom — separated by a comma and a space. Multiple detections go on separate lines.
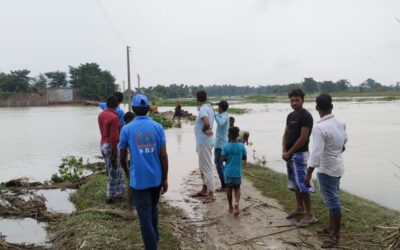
0, 70, 31, 93
359, 78, 383, 92
302, 78, 319, 94
45, 71, 68, 88
31, 73, 48, 91
69, 63, 117, 100
335, 79, 350, 92
320, 81, 336, 93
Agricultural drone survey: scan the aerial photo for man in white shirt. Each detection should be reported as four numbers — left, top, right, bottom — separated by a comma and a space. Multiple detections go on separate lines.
305, 94, 347, 249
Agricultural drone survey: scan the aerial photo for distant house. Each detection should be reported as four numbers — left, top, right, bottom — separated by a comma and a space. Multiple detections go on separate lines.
0, 88, 85, 107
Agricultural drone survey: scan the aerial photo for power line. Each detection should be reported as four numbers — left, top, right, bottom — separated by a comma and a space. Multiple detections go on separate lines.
93, 0, 125, 45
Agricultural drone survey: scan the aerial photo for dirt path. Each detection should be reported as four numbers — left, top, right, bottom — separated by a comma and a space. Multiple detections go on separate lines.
181, 170, 322, 249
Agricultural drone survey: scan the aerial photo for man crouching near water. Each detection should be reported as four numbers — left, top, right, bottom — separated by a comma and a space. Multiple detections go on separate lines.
305, 94, 347, 248
120, 94, 169, 250
191, 90, 215, 203
282, 89, 317, 227
98, 96, 126, 204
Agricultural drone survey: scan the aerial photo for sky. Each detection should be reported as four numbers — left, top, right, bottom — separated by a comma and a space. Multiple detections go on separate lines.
0, 0, 399, 89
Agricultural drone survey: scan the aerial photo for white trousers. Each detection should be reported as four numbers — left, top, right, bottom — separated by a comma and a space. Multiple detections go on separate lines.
197, 145, 215, 192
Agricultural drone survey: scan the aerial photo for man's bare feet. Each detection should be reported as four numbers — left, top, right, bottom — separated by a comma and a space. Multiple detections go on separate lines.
286, 209, 305, 219
202, 195, 216, 203
234, 203, 240, 216
228, 206, 234, 213
190, 191, 208, 198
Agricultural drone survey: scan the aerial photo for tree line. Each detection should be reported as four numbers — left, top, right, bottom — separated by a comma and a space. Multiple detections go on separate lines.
0, 63, 117, 100
1, 62, 399, 101
141, 78, 400, 99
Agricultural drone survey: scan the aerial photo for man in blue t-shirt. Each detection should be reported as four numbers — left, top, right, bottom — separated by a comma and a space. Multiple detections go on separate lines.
87, 91, 125, 127
214, 100, 229, 191
120, 94, 169, 250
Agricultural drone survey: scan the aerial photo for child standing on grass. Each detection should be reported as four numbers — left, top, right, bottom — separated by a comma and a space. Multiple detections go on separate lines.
222, 126, 247, 216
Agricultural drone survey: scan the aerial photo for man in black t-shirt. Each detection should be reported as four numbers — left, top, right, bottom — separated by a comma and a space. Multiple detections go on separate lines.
282, 88, 317, 227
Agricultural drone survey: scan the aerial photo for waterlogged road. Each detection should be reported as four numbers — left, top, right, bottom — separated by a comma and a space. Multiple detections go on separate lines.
0, 102, 400, 211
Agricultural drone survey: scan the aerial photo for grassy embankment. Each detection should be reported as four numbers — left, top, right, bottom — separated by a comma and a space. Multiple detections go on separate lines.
49, 174, 195, 249
243, 164, 400, 249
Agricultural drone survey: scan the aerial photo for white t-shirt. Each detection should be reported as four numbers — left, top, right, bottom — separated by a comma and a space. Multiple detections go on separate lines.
308, 114, 347, 177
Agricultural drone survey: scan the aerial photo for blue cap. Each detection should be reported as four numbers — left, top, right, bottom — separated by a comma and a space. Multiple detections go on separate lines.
132, 94, 150, 107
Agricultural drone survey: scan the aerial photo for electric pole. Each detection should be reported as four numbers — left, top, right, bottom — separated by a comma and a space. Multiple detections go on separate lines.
126, 46, 132, 111
137, 74, 141, 93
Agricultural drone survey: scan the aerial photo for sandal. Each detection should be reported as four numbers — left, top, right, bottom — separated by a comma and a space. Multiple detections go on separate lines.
321, 236, 339, 248
286, 210, 305, 219
202, 196, 216, 203
295, 218, 319, 228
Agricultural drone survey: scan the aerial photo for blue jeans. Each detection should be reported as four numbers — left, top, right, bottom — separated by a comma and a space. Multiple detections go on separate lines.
214, 148, 225, 188
317, 172, 341, 216
131, 186, 161, 250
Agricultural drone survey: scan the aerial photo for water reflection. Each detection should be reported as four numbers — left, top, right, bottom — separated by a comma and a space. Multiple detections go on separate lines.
0, 218, 48, 245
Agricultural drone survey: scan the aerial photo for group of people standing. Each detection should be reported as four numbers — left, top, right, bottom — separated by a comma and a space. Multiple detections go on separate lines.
96, 87, 347, 249
282, 89, 347, 248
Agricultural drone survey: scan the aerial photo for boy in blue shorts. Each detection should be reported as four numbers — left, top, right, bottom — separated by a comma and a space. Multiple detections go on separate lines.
222, 126, 247, 216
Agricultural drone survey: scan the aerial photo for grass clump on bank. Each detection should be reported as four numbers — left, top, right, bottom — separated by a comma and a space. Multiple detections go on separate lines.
228, 107, 250, 114
50, 174, 194, 250
149, 114, 173, 128
243, 164, 400, 249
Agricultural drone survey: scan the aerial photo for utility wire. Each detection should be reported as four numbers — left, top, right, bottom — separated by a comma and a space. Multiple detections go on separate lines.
93, 0, 125, 46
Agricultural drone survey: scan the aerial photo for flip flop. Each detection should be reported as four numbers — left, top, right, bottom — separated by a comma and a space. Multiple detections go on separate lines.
202, 196, 216, 203
295, 218, 319, 228
190, 192, 208, 198
321, 236, 339, 248
286, 210, 305, 219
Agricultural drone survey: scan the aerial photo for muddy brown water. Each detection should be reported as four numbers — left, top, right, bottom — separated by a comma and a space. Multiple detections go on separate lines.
0, 102, 399, 213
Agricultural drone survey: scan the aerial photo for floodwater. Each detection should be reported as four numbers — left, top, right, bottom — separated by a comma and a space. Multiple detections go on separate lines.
36, 189, 76, 213
0, 102, 400, 212
0, 218, 48, 245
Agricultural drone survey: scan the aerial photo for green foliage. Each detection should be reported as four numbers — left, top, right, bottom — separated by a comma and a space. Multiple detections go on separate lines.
244, 165, 400, 249
69, 63, 117, 101
31, 73, 48, 91
52, 174, 188, 250
45, 71, 68, 88
0, 70, 31, 93
148, 114, 173, 128
51, 156, 84, 183
227, 108, 249, 114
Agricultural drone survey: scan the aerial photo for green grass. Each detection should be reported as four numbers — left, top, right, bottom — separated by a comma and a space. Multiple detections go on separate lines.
148, 114, 173, 128
228, 107, 250, 114
50, 174, 192, 250
244, 165, 400, 249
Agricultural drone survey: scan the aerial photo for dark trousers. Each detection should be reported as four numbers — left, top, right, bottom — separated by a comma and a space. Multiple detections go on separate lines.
131, 186, 161, 250
214, 148, 225, 188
